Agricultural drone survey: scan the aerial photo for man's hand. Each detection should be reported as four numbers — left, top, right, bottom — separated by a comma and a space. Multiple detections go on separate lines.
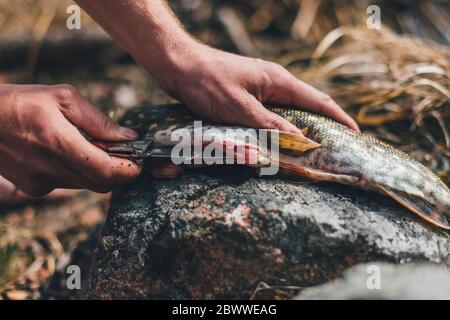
0, 84, 141, 196
160, 44, 359, 135
76, 0, 359, 137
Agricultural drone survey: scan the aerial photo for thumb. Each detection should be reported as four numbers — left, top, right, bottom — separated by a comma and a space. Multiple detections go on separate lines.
54, 85, 138, 141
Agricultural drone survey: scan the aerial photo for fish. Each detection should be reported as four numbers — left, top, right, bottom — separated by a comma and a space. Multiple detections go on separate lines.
268, 107, 450, 230
96, 105, 450, 230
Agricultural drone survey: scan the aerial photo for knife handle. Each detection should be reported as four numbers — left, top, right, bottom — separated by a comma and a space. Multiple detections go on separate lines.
91, 140, 150, 159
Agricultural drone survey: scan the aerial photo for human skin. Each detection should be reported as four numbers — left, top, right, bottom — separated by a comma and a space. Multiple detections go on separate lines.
0, 175, 78, 205
0, 0, 359, 200
0, 84, 141, 197
75, 0, 358, 134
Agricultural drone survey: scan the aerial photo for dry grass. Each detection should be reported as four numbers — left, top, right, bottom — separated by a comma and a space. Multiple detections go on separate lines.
303, 28, 449, 146
0, 192, 108, 299
285, 27, 450, 181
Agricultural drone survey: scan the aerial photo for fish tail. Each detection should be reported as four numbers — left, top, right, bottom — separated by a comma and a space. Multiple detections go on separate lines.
374, 184, 450, 230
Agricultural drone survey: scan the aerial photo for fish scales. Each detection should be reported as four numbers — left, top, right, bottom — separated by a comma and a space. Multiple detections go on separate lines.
120, 103, 450, 230
269, 107, 450, 230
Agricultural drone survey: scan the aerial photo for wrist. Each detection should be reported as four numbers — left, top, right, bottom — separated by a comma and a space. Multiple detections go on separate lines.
139, 34, 210, 95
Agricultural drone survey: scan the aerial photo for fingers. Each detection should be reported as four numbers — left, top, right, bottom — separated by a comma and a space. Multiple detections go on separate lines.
72, 142, 142, 192
0, 175, 23, 204
48, 86, 143, 190
71, 150, 142, 193
109, 157, 143, 186
146, 158, 184, 179
51, 115, 142, 192
267, 67, 360, 131
52, 84, 139, 141
0, 84, 141, 198
236, 96, 305, 136
0, 171, 79, 205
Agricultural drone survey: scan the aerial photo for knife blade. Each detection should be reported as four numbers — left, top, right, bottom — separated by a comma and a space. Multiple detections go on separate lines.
91, 139, 233, 162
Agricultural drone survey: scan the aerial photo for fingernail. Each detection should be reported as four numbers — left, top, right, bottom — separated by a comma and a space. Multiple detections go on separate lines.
119, 126, 139, 139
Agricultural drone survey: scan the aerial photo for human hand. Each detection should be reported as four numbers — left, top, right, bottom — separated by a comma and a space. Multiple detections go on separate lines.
74, 0, 357, 136
0, 84, 141, 196
160, 43, 359, 135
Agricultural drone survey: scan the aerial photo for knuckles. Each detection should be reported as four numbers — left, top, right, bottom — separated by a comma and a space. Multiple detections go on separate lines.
317, 93, 335, 113
263, 62, 287, 79
267, 62, 286, 74
264, 116, 284, 131
259, 62, 289, 92
11, 84, 79, 115
50, 84, 79, 105
1, 83, 126, 196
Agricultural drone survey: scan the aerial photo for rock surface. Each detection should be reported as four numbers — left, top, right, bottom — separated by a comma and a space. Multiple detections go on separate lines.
297, 263, 450, 300
87, 104, 450, 299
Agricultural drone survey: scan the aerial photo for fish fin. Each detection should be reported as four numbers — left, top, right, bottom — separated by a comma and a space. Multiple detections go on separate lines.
266, 130, 320, 154
374, 184, 450, 230
279, 163, 360, 185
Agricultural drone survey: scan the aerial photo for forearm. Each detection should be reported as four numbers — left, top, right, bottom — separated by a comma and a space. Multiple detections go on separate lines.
74, 0, 198, 91
75, 0, 358, 133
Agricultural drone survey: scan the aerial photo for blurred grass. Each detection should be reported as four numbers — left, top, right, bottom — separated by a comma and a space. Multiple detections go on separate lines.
0, 244, 19, 287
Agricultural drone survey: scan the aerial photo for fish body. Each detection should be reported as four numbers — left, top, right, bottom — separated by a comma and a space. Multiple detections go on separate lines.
269, 107, 450, 230
156, 107, 450, 230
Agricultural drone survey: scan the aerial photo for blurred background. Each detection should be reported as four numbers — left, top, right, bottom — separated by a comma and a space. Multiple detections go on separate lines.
0, 0, 449, 299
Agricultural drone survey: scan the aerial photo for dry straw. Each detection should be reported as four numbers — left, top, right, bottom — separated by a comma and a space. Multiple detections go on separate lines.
287, 27, 449, 182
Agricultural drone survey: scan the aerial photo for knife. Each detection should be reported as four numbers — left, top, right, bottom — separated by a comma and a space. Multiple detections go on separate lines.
91, 139, 233, 162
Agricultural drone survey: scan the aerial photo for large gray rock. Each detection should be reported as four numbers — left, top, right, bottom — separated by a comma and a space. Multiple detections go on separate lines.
87, 104, 450, 299
297, 263, 450, 300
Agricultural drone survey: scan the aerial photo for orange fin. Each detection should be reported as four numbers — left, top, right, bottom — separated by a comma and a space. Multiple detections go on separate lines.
266, 130, 320, 154
279, 163, 360, 185
375, 184, 450, 230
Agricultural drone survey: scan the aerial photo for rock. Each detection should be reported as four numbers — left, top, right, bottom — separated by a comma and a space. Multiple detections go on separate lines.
87, 104, 450, 299
296, 263, 450, 300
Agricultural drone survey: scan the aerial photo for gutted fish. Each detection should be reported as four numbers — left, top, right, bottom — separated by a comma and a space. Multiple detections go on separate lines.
99, 104, 450, 230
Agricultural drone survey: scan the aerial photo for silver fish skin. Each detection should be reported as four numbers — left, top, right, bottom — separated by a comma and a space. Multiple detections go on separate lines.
269, 107, 450, 230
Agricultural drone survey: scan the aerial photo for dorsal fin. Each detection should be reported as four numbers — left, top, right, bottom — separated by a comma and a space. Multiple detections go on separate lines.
266, 130, 320, 154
